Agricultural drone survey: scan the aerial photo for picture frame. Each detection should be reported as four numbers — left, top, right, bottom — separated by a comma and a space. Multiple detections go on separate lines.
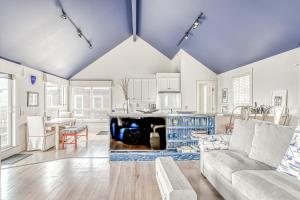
271, 90, 288, 107
27, 92, 39, 107
222, 88, 228, 103
220, 104, 229, 113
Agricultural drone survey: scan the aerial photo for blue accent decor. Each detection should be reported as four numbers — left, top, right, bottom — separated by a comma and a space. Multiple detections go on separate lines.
119, 128, 126, 140
110, 150, 200, 161
30, 75, 36, 85
130, 123, 139, 128
277, 129, 300, 178
167, 115, 215, 149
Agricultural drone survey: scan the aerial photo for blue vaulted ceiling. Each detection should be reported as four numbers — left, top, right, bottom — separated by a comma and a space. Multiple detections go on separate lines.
1, 0, 300, 78
0, 0, 132, 78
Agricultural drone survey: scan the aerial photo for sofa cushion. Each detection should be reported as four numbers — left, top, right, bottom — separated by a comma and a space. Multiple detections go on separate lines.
277, 130, 300, 179
249, 123, 295, 168
232, 170, 300, 200
229, 119, 270, 155
203, 150, 272, 182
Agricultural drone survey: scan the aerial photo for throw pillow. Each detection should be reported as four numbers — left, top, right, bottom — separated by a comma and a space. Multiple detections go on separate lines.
277, 130, 300, 179
249, 123, 295, 168
229, 119, 263, 155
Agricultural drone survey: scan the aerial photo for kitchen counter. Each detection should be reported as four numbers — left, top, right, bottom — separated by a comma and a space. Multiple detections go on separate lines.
108, 112, 215, 118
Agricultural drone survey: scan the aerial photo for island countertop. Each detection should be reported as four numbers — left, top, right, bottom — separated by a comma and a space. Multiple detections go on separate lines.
108, 112, 215, 118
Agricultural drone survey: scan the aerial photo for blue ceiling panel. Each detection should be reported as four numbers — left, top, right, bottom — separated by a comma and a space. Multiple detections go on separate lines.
1, 0, 300, 77
138, 0, 300, 73
0, 0, 132, 78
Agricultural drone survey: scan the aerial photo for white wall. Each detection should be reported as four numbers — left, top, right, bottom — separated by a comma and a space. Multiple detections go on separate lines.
0, 59, 68, 159
217, 48, 300, 115
0, 59, 45, 158
179, 50, 217, 111
72, 36, 176, 109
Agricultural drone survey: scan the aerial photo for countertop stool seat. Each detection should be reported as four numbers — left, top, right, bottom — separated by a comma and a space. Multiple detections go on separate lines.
61, 125, 88, 149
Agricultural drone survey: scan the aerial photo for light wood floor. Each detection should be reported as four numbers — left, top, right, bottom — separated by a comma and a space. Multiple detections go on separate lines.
2, 133, 109, 169
1, 158, 223, 200
1, 132, 223, 200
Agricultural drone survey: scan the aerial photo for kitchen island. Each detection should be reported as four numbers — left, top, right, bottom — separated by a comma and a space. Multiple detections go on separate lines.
108, 113, 215, 151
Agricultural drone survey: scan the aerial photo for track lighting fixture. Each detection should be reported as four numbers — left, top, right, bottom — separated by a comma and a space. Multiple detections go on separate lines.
59, 8, 93, 49
177, 12, 204, 46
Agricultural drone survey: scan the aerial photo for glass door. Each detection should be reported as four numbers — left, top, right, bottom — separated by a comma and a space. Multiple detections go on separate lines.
0, 76, 12, 149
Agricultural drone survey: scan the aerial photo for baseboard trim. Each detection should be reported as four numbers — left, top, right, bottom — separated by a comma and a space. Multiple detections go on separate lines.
1, 144, 26, 160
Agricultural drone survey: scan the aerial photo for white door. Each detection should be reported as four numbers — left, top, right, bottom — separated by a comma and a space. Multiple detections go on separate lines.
196, 81, 216, 114
0, 76, 12, 149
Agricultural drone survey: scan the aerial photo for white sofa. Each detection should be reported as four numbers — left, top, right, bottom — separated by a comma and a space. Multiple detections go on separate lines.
200, 119, 300, 200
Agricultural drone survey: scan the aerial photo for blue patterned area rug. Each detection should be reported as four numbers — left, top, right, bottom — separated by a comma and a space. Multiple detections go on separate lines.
110, 150, 200, 161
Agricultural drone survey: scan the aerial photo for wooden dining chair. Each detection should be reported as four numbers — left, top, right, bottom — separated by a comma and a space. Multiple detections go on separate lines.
61, 125, 88, 149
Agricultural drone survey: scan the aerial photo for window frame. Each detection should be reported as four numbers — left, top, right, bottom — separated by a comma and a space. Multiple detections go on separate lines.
70, 86, 111, 119
45, 83, 66, 109
232, 73, 252, 108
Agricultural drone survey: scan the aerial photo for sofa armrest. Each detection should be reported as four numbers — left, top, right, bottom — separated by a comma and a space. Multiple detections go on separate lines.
199, 134, 231, 174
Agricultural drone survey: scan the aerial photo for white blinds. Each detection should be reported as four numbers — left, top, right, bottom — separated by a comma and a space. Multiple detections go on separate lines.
233, 74, 250, 107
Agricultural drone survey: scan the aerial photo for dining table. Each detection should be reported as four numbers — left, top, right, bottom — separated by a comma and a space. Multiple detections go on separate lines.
45, 118, 76, 150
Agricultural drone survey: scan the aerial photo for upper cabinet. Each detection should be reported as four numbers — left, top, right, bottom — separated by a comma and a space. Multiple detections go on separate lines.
142, 79, 157, 101
156, 73, 181, 92
128, 78, 156, 101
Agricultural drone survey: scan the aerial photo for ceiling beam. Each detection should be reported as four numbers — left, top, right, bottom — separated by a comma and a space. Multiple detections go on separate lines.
131, 0, 137, 41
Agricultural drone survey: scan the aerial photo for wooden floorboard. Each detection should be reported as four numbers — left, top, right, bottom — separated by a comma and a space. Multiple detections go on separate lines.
1, 158, 223, 200
1, 132, 223, 200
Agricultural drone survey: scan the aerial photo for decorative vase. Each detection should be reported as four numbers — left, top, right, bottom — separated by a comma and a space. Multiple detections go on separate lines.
124, 99, 130, 114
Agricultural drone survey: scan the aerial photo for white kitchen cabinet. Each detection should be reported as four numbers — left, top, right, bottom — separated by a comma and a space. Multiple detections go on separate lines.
133, 79, 142, 100
148, 79, 157, 100
128, 79, 141, 100
129, 78, 156, 101
128, 80, 134, 99
142, 79, 157, 101
168, 78, 180, 91
157, 77, 180, 92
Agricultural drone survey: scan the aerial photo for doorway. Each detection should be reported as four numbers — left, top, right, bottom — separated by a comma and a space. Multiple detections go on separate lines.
0, 74, 13, 149
196, 81, 216, 114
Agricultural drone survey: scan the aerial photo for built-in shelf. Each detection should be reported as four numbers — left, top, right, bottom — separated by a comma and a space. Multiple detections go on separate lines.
166, 115, 215, 149
167, 126, 214, 129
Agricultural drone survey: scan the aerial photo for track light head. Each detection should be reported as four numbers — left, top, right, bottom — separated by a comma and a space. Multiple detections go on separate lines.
193, 20, 200, 29
77, 29, 83, 38
184, 33, 189, 40
60, 9, 67, 19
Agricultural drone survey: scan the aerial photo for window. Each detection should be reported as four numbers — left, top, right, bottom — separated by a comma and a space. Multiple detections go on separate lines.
0, 73, 13, 149
46, 83, 64, 107
74, 95, 83, 116
93, 96, 104, 110
71, 87, 111, 119
233, 74, 251, 108
45, 83, 68, 117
